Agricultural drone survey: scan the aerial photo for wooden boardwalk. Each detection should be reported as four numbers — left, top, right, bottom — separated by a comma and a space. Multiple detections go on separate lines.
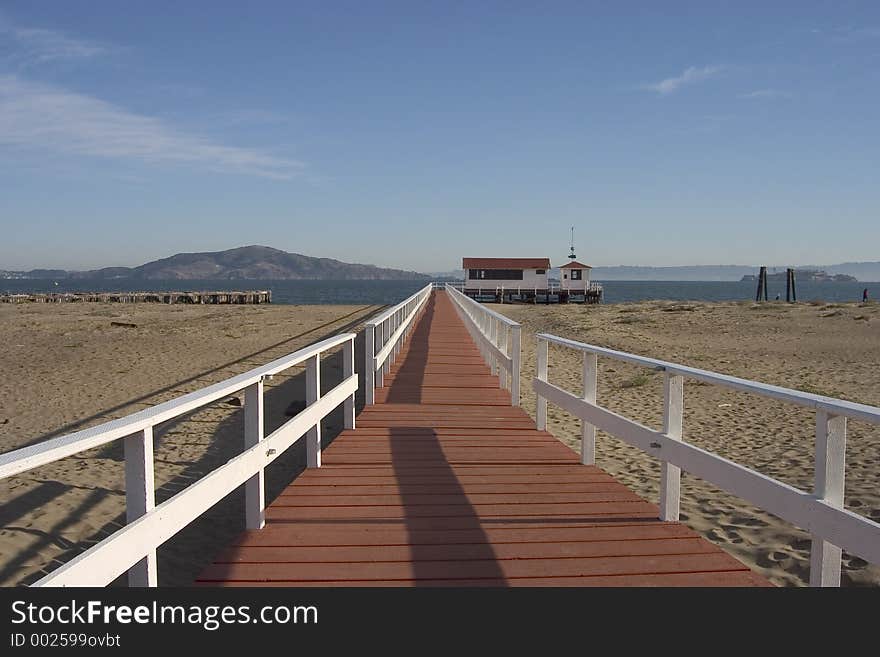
198, 291, 770, 586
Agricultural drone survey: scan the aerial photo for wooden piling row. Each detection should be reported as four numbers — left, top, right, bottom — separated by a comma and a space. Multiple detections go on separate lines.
464, 288, 603, 305
0, 290, 272, 304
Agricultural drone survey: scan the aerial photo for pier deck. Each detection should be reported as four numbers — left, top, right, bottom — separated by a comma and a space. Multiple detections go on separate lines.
198, 291, 769, 586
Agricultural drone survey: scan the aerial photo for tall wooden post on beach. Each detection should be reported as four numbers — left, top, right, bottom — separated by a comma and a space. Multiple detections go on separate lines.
755, 267, 768, 302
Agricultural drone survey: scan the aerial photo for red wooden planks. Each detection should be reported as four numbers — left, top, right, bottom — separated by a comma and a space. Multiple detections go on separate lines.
198, 552, 753, 583
197, 291, 770, 587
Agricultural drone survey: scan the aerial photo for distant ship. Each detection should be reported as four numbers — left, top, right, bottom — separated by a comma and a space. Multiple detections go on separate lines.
741, 269, 858, 283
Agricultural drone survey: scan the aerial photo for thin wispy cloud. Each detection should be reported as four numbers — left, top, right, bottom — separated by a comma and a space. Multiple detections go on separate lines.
0, 16, 107, 67
738, 89, 792, 99
11, 27, 105, 62
0, 75, 304, 179
643, 66, 722, 95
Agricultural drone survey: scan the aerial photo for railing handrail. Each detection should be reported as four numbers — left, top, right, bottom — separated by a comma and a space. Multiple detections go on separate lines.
364, 283, 433, 405
365, 283, 432, 327
446, 284, 521, 406
537, 333, 880, 424
0, 330, 358, 587
0, 332, 356, 480
447, 284, 522, 326
533, 332, 880, 587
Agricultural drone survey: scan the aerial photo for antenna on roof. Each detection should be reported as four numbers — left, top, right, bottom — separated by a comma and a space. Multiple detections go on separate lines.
568, 226, 576, 260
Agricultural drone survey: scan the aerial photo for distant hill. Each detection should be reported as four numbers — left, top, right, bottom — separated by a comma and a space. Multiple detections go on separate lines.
741, 269, 857, 283
3, 246, 429, 281
5, 254, 879, 282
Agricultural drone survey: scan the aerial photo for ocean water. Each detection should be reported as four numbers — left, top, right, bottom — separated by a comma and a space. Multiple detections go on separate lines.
599, 280, 872, 304
1, 278, 873, 305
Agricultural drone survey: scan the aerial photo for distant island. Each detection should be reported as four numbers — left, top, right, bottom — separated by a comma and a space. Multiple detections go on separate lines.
588, 263, 876, 281
0, 246, 429, 281
740, 269, 857, 283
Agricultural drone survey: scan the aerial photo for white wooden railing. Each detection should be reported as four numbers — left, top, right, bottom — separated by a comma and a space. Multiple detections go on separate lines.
445, 284, 521, 406
0, 333, 357, 587
533, 333, 880, 587
431, 281, 464, 290
364, 283, 433, 405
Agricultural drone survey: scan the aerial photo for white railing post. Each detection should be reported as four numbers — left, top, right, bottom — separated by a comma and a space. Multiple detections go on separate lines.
490, 317, 498, 375
392, 311, 400, 363
382, 317, 391, 376
510, 325, 521, 407
306, 354, 322, 468
244, 379, 265, 530
581, 352, 598, 465
376, 322, 385, 388
499, 326, 509, 390
382, 320, 390, 376
660, 373, 684, 521
344, 337, 355, 430
810, 410, 847, 587
446, 283, 521, 407
365, 324, 375, 405
536, 337, 548, 430
124, 426, 157, 586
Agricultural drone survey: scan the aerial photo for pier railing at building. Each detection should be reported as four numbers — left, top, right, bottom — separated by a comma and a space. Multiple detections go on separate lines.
0, 333, 357, 587
446, 284, 521, 406
364, 283, 433, 405
431, 281, 464, 291
533, 333, 880, 587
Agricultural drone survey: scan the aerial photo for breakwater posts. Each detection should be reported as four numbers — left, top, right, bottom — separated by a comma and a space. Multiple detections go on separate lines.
0, 290, 272, 304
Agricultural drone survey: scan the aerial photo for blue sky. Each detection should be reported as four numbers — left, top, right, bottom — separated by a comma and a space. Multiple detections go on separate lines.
1, 1, 878, 272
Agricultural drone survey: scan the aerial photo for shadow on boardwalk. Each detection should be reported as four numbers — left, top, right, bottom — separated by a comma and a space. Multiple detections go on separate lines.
384, 297, 433, 404
390, 426, 506, 584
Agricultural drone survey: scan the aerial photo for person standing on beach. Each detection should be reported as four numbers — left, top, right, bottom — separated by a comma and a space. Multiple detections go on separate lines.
864, 288, 869, 303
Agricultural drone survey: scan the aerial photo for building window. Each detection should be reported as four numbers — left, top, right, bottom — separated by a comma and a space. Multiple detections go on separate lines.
536, 269, 545, 274
467, 269, 524, 280
571, 270, 582, 280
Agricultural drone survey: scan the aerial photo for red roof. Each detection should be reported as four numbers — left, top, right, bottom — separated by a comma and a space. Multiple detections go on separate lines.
560, 261, 592, 269
462, 257, 551, 269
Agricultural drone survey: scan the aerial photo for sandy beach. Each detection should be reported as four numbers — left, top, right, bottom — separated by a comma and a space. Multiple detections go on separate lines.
0, 302, 380, 586
2, 297, 878, 587
496, 299, 880, 587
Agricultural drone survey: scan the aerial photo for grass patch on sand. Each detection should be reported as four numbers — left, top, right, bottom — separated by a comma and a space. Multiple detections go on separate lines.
619, 373, 651, 389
